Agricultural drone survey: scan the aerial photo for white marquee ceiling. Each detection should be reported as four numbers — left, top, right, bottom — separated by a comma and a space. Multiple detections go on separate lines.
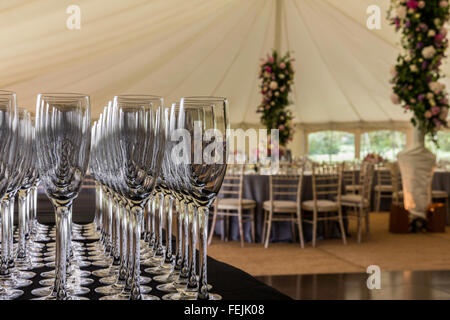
0, 0, 448, 125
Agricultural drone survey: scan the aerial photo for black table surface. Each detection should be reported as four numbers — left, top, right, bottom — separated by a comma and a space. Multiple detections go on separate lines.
17, 235, 290, 301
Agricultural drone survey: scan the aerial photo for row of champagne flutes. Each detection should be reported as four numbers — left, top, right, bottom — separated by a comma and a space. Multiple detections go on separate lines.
0, 91, 228, 300
87, 95, 228, 300
0, 91, 57, 300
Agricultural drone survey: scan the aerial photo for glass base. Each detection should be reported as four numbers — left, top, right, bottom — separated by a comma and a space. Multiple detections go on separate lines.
170, 292, 197, 300
40, 269, 91, 279
12, 270, 35, 279
94, 282, 124, 295
0, 288, 23, 300
99, 286, 153, 300
156, 282, 177, 293
100, 275, 151, 286
92, 267, 118, 278
91, 260, 112, 267
153, 272, 179, 283
31, 295, 89, 300
31, 285, 90, 297
0, 276, 33, 288
39, 277, 94, 287
144, 265, 172, 275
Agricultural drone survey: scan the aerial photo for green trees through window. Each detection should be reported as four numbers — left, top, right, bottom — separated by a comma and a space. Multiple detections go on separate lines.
360, 131, 406, 161
308, 131, 354, 162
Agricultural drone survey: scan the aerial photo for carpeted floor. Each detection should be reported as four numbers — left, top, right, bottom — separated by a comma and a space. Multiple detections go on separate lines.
208, 212, 450, 276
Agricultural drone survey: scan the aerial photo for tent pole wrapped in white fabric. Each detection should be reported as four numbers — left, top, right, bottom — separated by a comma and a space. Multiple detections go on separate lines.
1, 0, 448, 157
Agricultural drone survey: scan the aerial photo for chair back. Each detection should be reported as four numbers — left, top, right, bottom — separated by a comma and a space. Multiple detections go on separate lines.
390, 162, 403, 205
217, 164, 244, 202
376, 163, 392, 186
342, 161, 358, 193
360, 162, 375, 202
311, 163, 342, 204
269, 165, 304, 208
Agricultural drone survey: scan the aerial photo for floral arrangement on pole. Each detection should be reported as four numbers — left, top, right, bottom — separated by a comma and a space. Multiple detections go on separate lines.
257, 50, 295, 146
389, 0, 450, 143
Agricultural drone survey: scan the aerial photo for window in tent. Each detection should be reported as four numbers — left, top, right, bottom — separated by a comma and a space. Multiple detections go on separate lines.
360, 130, 406, 161
308, 131, 355, 162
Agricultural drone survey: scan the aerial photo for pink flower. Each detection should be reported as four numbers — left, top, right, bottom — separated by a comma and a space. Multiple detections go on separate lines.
404, 104, 410, 110
440, 0, 448, 7
431, 106, 441, 115
407, 0, 419, 9
435, 34, 445, 42
418, 1, 425, 8
279, 62, 286, 69
391, 93, 400, 104
425, 111, 432, 118
278, 125, 285, 131
265, 66, 272, 73
433, 118, 442, 127
268, 56, 274, 63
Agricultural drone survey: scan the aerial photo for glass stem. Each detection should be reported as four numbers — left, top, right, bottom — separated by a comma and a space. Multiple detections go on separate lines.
8, 195, 15, 268
187, 204, 198, 291
107, 193, 113, 255
130, 205, 143, 300
67, 207, 73, 271
25, 191, 30, 240
174, 198, 183, 271
0, 200, 10, 276
53, 205, 70, 300
198, 206, 210, 300
16, 190, 29, 261
179, 200, 190, 279
30, 186, 37, 234
125, 206, 133, 291
149, 195, 156, 252
112, 197, 121, 266
155, 192, 164, 257
164, 195, 174, 266
118, 201, 127, 282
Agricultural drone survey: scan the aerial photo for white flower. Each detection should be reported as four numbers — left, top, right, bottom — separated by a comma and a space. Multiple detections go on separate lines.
278, 74, 285, 79
422, 45, 436, 59
410, 64, 418, 72
397, 6, 407, 19
274, 91, 280, 97
429, 81, 445, 93
428, 29, 436, 37
404, 55, 412, 62
269, 81, 278, 90
427, 92, 434, 99
390, 65, 397, 76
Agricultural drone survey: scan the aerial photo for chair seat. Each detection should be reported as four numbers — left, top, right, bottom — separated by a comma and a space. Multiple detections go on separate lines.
340, 194, 369, 208
374, 185, 393, 192
432, 190, 448, 199
345, 185, 361, 192
217, 198, 256, 210
301, 200, 338, 212
263, 200, 298, 213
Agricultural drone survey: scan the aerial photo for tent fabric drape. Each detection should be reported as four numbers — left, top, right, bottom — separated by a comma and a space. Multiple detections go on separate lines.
1, 0, 448, 127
